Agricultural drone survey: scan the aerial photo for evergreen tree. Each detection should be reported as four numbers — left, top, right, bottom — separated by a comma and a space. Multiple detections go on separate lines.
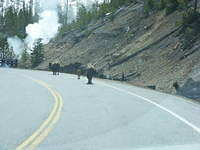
0, 36, 16, 60
31, 38, 44, 68
0, 36, 9, 59
1, 0, 38, 39
76, 5, 88, 27
19, 48, 31, 68
21, 48, 29, 64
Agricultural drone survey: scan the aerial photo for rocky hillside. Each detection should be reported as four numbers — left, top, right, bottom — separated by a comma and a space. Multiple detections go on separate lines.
38, 2, 200, 98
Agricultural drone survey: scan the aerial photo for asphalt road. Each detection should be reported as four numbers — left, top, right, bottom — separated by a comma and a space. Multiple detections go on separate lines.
1, 68, 200, 150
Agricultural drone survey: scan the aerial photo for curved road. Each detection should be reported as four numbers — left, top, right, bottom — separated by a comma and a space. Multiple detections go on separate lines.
1, 68, 200, 150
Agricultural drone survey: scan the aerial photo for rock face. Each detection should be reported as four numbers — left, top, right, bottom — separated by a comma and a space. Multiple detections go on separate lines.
38, 2, 200, 96
177, 78, 200, 100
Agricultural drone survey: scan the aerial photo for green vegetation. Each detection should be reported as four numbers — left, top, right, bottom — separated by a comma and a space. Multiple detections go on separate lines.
57, 0, 136, 36
0, 0, 38, 39
181, 10, 200, 48
0, 0, 40, 68
58, 0, 198, 37
19, 39, 45, 69
0, 34, 16, 60
143, 0, 200, 44
1, 0, 199, 68
30, 38, 44, 68
143, 0, 193, 16
19, 48, 31, 68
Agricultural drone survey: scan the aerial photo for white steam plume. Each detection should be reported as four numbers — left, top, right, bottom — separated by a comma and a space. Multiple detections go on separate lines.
25, 10, 60, 48
7, 0, 103, 54
25, 0, 61, 49
7, 36, 25, 55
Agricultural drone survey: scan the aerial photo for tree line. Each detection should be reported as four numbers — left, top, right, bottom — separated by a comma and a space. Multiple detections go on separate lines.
0, 36, 15, 60
0, 0, 43, 68
1, 0, 199, 69
144, 0, 199, 47
58, 0, 199, 35
20, 38, 44, 68
0, 0, 38, 38
58, 0, 137, 35
144, 0, 198, 16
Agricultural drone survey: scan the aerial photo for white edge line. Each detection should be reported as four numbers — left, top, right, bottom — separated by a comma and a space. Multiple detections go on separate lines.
97, 81, 200, 134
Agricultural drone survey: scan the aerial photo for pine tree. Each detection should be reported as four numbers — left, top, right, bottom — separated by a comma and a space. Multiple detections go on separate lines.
0, 36, 9, 59
0, 36, 15, 60
21, 49, 29, 64
19, 48, 31, 68
31, 38, 44, 68
1, 0, 38, 39
76, 5, 89, 29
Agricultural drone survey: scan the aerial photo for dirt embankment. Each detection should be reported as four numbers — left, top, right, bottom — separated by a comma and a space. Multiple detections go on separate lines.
38, 2, 200, 99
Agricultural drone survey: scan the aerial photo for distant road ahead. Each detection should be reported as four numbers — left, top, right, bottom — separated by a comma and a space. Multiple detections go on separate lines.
1, 68, 200, 150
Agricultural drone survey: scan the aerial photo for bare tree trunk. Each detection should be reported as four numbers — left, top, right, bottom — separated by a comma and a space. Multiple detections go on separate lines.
194, 0, 198, 12
65, 0, 69, 24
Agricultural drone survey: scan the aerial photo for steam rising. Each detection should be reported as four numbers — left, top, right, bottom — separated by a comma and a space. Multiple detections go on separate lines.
7, 36, 25, 55
8, 0, 61, 54
7, 10, 60, 54
7, 0, 103, 55
25, 10, 60, 48
25, 0, 61, 49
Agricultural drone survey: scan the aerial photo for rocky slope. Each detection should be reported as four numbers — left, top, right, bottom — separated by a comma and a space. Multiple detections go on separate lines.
38, 2, 200, 98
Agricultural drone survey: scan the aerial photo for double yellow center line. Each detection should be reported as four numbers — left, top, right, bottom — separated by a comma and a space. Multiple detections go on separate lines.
16, 80, 63, 150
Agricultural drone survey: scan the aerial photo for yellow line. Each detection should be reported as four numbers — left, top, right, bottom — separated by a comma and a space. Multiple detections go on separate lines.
27, 92, 63, 150
16, 80, 63, 150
